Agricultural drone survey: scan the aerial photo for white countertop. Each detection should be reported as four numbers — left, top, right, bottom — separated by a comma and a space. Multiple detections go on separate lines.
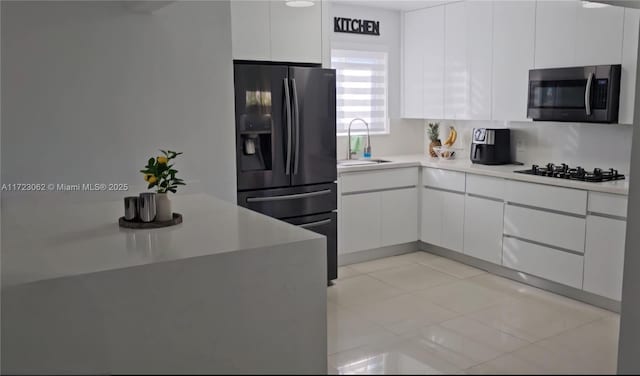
338, 154, 629, 195
1, 193, 323, 288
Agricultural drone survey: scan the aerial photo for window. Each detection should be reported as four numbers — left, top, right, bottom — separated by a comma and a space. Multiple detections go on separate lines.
331, 49, 389, 135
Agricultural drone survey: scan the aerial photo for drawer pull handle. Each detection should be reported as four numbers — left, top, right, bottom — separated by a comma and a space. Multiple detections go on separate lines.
299, 219, 332, 229
246, 189, 332, 203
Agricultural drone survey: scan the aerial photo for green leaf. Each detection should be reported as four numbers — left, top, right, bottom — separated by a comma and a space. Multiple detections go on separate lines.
168, 188, 177, 193
148, 158, 155, 166
174, 182, 186, 186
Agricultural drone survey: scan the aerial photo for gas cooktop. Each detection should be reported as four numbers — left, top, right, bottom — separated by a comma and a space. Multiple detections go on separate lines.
515, 163, 625, 183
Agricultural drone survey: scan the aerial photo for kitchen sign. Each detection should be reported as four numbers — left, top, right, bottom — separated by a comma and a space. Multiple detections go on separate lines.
334, 17, 380, 36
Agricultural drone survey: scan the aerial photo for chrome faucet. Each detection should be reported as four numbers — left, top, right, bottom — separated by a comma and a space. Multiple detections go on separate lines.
347, 118, 372, 160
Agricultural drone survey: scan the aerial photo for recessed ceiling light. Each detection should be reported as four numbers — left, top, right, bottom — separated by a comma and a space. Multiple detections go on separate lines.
286, 0, 315, 7
582, 1, 610, 8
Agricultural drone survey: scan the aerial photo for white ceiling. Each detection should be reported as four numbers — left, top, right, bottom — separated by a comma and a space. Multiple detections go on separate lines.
331, 0, 459, 12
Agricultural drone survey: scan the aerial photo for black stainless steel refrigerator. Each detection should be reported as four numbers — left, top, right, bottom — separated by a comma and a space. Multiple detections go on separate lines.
234, 61, 338, 282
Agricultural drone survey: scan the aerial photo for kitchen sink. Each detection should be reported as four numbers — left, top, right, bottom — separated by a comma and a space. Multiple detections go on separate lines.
337, 159, 391, 166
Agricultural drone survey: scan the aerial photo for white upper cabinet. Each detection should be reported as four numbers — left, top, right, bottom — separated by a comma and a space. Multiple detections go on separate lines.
492, 1, 535, 121
534, 1, 579, 68
444, 1, 492, 120
466, 1, 493, 120
620, 8, 640, 125
444, 2, 468, 119
403, 10, 425, 118
270, 1, 322, 63
422, 6, 446, 119
230, 1, 322, 64
574, 4, 624, 66
402, 6, 444, 119
230, 1, 271, 61
401, 0, 636, 122
535, 1, 624, 68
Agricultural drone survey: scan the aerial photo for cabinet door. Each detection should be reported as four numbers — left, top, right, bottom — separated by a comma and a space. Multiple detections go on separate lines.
444, 1, 468, 119
492, 1, 535, 121
574, 4, 624, 66
381, 188, 419, 246
534, 1, 578, 68
467, 0, 493, 120
230, 1, 271, 60
584, 216, 627, 301
270, 0, 322, 63
422, 6, 445, 119
620, 8, 640, 125
340, 192, 381, 254
421, 188, 443, 246
464, 195, 504, 264
441, 191, 465, 252
403, 10, 425, 118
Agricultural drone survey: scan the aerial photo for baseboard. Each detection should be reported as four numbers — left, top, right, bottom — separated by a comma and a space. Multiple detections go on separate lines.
338, 242, 420, 266
419, 241, 621, 313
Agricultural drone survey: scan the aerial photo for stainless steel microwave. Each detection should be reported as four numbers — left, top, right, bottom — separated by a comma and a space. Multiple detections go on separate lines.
527, 65, 621, 123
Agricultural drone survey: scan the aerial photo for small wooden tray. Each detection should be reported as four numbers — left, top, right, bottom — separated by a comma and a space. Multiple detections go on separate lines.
119, 213, 183, 229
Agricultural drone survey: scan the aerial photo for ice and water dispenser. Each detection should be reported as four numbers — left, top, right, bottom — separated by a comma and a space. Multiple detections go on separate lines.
238, 90, 273, 172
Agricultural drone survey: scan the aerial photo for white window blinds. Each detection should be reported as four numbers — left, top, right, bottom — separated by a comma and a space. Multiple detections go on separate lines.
331, 49, 389, 135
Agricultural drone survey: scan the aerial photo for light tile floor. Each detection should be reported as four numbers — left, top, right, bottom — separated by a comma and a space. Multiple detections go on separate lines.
328, 252, 620, 374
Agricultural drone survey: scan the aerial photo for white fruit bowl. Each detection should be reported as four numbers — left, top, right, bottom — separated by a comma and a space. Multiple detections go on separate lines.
432, 146, 463, 161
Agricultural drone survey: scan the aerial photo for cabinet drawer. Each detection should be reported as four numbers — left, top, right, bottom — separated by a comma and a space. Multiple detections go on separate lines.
422, 168, 466, 192
588, 192, 628, 218
503, 237, 584, 289
466, 174, 505, 200
505, 180, 587, 215
341, 168, 418, 194
504, 204, 586, 253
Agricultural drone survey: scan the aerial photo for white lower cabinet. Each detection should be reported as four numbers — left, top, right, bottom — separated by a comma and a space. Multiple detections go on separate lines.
584, 215, 627, 300
464, 195, 504, 264
503, 237, 584, 289
340, 192, 381, 254
341, 166, 627, 302
381, 188, 418, 247
421, 188, 442, 246
421, 188, 464, 252
339, 168, 420, 254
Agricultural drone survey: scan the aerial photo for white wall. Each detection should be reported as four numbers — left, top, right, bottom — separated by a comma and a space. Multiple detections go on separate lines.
1, 0, 236, 202
618, 0, 640, 372
423, 120, 634, 173
330, 3, 425, 158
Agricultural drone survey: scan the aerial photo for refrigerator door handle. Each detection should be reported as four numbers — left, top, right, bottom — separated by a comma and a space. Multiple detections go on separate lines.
284, 78, 293, 175
245, 189, 332, 203
298, 218, 332, 229
292, 78, 300, 175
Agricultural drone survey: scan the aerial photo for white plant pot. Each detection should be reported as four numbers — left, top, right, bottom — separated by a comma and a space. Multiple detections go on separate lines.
155, 193, 173, 221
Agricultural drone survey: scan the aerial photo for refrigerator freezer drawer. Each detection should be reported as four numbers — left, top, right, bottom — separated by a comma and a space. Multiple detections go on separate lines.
284, 212, 337, 281
237, 183, 337, 219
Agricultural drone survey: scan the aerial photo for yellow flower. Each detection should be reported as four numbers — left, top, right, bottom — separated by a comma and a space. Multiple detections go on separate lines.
157, 156, 168, 165
147, 176, 157, 184
143, 174, 152, 182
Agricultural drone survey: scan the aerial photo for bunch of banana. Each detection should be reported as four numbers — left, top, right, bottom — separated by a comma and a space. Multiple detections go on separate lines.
443, 126, 457, 147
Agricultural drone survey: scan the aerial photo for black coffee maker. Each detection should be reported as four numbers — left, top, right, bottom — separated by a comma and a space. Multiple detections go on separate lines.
470, 128, 512, 165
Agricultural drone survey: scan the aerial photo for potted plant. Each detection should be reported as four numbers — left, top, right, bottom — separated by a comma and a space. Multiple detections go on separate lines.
427, 123, 441, 158
140, 150, 185, 221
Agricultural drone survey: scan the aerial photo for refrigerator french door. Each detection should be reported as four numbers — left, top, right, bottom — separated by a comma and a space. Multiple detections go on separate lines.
234, 61, 338, 282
